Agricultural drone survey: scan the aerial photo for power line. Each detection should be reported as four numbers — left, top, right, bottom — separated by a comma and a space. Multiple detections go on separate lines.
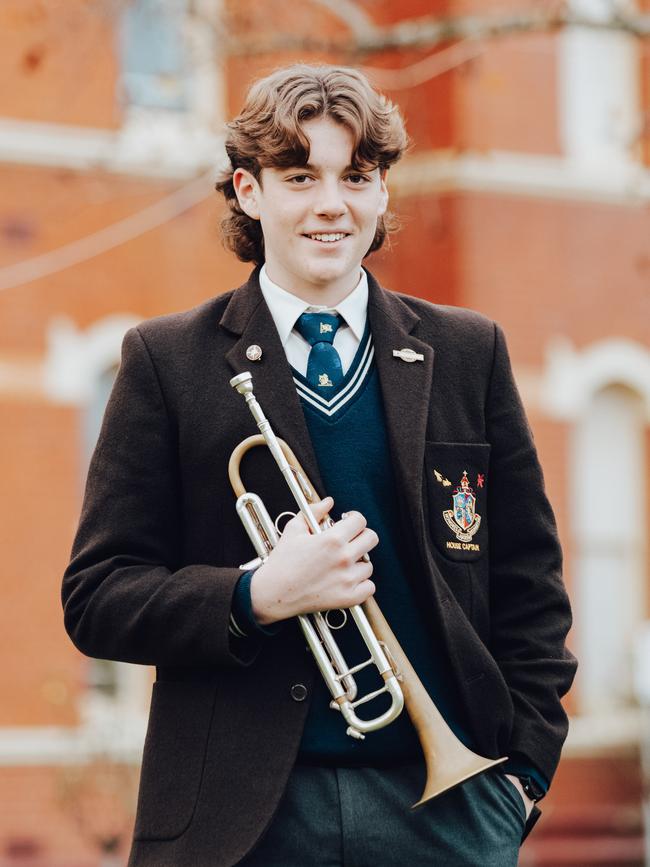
0, 170, 214, 293
360, 39, 486, 91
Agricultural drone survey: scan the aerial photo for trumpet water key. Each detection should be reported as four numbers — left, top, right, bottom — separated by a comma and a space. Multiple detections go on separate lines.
228, 371, 507, 806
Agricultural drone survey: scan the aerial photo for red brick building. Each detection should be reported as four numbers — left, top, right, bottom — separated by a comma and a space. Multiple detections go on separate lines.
1, 1, 649, 864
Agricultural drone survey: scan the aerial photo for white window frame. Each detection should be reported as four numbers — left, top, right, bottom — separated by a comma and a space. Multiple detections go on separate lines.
541, 336, 650, 753
40, 313, 151, 758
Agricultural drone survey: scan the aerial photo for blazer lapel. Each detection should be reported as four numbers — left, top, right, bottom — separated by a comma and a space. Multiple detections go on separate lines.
366, 272, 434, 564
220, 270, 326, 497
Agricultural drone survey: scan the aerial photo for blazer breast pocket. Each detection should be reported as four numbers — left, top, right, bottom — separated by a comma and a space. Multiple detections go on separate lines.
424, 441, 491, 563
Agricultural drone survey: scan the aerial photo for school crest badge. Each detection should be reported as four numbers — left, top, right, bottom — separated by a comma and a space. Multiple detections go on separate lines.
443, 470, 482, 543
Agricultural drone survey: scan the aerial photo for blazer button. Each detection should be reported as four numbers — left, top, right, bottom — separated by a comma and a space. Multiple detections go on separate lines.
290, 683, 308, 702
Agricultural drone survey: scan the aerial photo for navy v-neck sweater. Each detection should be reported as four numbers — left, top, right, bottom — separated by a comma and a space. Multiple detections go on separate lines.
290, 326, 472, 765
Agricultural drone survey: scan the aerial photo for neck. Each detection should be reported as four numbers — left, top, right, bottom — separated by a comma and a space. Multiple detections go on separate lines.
264, 266, 362, 307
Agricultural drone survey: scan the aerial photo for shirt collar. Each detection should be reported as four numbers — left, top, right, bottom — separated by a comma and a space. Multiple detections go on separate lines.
259, 265, 368, 346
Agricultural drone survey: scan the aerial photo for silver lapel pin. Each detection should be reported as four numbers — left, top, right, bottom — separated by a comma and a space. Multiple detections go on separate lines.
246, 344, 263, 362
393, 348, 424, 363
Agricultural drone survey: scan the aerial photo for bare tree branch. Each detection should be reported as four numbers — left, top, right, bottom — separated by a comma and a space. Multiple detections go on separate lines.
225, 6, 650, 58
309, 0, 379, 38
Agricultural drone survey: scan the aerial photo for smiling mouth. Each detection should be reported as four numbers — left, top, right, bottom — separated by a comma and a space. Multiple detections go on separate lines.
304, 232, 350, 243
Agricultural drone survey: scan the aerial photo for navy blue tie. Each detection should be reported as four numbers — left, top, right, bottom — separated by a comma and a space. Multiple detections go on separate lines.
294, 312, 343, 391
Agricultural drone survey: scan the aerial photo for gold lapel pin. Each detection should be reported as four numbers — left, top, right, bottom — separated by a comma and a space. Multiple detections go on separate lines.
393, 348, 424, 363
246, 344, 263, 362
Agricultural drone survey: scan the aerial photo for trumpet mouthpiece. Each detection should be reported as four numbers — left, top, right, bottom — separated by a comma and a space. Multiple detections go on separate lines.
230, 372, 253, 394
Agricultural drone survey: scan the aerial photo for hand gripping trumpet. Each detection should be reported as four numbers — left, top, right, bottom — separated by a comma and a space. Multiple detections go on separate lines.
229, 371, 506, 806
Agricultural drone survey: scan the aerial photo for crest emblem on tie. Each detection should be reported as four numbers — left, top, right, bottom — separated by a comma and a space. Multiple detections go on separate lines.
443, 471, 481, 542
320, 322, 333, 334
318, 373, 334, 387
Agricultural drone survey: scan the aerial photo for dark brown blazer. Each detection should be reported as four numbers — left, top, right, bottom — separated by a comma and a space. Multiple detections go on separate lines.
62, 269, 576, 867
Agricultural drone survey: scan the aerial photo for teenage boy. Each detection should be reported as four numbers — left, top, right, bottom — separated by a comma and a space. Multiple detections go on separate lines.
62, 64, 577, 867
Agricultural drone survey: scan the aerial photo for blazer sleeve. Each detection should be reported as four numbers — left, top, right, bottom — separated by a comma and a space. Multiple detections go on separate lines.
485, 323, 577, 784
62, 326, 263, 669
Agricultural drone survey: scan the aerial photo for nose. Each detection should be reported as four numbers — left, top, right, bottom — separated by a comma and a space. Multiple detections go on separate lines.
313, 177, 347, 219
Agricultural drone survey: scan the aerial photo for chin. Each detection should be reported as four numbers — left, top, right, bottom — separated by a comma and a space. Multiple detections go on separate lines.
308, 269, 342, 285
304, 261, 350, 286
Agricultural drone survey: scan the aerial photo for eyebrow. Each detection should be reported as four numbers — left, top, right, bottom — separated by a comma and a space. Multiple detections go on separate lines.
286, 163, 373, 173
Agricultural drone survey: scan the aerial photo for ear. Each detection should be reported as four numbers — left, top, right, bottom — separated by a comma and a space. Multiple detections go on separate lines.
377, 171, 389, 217
233, 167, 261, 220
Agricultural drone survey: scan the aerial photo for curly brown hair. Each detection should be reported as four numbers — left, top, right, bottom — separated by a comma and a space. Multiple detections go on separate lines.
215, 64, 409, 265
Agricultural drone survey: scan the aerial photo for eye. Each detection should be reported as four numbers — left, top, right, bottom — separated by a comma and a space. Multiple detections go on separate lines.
287, 174, 312, 185
346, 173, 371, 185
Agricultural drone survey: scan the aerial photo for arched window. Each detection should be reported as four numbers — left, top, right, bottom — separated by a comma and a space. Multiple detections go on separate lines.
541, 337, 650, 746
45, 314, 150, 738
80, 339, 150, 731
82, 359, 123, 711
82, 361, 119, 474
571, 383, 647, 714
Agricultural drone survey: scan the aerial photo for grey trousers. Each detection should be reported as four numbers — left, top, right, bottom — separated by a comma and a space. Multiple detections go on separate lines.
237, 763, 526, 867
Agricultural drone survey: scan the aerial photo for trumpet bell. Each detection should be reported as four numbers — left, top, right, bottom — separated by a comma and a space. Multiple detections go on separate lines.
414, 749, 507, 808
361, 595, 508, 808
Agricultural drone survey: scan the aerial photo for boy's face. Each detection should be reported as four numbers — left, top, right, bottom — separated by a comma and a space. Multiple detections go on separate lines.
233, 116, 388, 304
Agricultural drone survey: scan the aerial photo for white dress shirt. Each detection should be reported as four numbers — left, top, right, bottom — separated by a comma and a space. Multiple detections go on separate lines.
259, 265, 368, 376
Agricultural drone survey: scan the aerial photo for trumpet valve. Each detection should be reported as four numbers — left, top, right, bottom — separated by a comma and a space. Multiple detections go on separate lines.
380, 641, 404, 682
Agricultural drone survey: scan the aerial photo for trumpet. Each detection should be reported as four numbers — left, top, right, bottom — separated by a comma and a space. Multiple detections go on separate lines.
229, 371, 506, 806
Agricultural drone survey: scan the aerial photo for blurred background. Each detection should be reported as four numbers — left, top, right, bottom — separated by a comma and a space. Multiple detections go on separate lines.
0, 0, 649, 864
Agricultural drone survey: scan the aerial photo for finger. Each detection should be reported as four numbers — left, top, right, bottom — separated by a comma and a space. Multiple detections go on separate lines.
330, 510, 367, 542
282, 497, 333, 538
347, 528, 379, 562
309, 496, 333, 521
350, 558, 373, 582
351, 579, 376, 606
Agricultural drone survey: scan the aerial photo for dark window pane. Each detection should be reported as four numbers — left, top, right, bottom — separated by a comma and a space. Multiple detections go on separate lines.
119, 0, 189, 111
